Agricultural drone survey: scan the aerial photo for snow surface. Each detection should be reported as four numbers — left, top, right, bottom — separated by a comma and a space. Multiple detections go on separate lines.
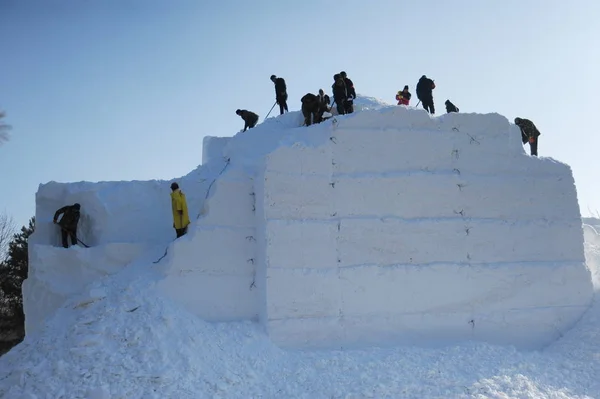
1, 228, 599, 398
8, 95, 599, 397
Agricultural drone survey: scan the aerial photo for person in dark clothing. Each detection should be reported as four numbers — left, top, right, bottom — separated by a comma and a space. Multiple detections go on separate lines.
53, 203, 81, 248
340, 71, 356, 114
445, 100, 459, 113
270, 75, 288, 115
315, 89, 331, 123
515, 117, 541, 156
416, 75, 436, 114
396, 85, 411, 105
300, 93, 320, 126
332, 74, 348, 115
236, 109, 259, 132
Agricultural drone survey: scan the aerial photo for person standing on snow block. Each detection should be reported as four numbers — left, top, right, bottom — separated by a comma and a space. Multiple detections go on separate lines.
340, 71, 356, 114
170, 182, 190, 238
445, 100, 459, 113
396, 85, 411, 105
270, 75, 288, 115
53, 203, 81, 248
332, 74, 348, 115
315, 89, 331, 123
514, 117, 541, 156
236, 109, 259, 132
416, 75, 436, 114
300, 93, 320, 126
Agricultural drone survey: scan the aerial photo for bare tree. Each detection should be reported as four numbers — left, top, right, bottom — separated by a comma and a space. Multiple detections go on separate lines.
0, 111, 11, 146
0, 213, 15, 262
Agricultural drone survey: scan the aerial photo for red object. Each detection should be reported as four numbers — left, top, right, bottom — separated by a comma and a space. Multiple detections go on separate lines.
396, 94, 409, 105
529, 137, 535, 143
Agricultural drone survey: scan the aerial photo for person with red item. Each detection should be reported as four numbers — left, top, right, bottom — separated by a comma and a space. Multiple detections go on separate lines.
396, 85, 411, 105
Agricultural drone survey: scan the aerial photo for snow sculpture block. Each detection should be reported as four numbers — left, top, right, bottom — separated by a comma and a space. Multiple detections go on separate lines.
257, 109, 593, 350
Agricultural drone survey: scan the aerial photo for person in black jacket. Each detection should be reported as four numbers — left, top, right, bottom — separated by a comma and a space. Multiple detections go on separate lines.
340, 71, 356, 114
332, 74, 348, 115
315, 89, 331, 123
515, 117, 541, 156
416, 75, 436, 114
270, 75, 288, 115
300, 93, 320, 126
236, 109, 259, 132
445, 100, 459, 113
53, 203, 81, 248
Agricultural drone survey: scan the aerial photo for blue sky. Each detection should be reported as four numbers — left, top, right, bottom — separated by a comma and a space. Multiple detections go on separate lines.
1, 0, 599, 229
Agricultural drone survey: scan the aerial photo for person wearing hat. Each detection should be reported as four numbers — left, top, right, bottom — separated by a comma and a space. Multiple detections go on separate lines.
339, 71, 356, 114
514, 117, 541, 156
235, 109, 259, 132
270, 75, 288, 115
170, 182, 190, 238
53, 203, 81, 248
396, 85, 411, 106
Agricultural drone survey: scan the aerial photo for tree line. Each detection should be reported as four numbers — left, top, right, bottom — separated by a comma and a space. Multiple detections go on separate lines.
0, 213, 34, 356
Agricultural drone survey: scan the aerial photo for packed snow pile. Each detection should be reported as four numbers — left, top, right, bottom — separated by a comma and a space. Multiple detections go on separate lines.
24, 96, 592, 354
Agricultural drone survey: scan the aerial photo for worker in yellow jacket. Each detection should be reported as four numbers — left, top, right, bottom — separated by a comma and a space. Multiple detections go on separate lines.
170, 182, 190, 238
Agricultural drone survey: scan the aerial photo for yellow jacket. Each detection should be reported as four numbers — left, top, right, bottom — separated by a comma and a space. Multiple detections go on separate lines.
171, 189, 190, 229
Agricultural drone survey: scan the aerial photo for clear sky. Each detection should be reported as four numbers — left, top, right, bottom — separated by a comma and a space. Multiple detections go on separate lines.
1, 0, 599, 229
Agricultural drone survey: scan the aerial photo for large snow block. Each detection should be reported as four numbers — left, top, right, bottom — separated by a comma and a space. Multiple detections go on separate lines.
157, 272, 259, 321
265, 268, 342, 320
263, 143, 332, 176
23, 243, 148, 335
202, 136, 231, 165
166, 225, 256, 276
264, 220, 338, 269
261, 171, 333, 220
199, 168, 255, 227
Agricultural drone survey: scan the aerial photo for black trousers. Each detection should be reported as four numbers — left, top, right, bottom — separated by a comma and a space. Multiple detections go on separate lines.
277, 95, 288, 115
175, 226, 188, 238
61, 228, 77, 248
422, 97, 435, 114
529, 138, 538, 156
344, 100, 354, 114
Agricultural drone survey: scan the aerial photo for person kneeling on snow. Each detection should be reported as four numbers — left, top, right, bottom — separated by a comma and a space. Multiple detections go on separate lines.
236, 109, 259, 132
53, 203, 81, 248
170, 182, 190, 238
514, 117, 541, 157
445, 100, 459, 113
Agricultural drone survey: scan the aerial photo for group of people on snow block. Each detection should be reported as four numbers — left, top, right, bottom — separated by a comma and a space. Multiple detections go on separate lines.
52, 182, 192, 248
235, 71, 357, 131
396, 76, 459, 115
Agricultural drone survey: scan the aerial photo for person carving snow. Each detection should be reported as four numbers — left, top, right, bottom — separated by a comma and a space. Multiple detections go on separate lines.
332, 74, 348, 115
514, 117, 541, 156
53, 203, 81, 248
416, 75, 436, 114
270, 75, 288, 115
236, 109, 259, 132
315, 89, 331, 123
170, 182, 190, 238
300, 93, 320, 126
396, 85, 411, 105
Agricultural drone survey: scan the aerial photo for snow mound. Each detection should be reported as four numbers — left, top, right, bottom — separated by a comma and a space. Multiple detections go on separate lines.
23, 95, 592, 354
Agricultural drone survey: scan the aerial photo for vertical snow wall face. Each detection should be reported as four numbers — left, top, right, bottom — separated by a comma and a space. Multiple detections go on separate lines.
255, 107, 593, 350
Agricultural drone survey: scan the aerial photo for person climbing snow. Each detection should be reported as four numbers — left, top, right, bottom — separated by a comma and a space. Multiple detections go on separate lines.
332, 74, 348, 115
416, 75, 436, 114
396, 85, 411, 105
300, 93, 320, 126
315, 89, 331, 123
270, 75, 288, 115
236, 109, 259, 132
340, 71, 356, 114
53, 203, 81, 248
514, 117, 541, 156
170, 182, 190, 238
445, 100, 459, 113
